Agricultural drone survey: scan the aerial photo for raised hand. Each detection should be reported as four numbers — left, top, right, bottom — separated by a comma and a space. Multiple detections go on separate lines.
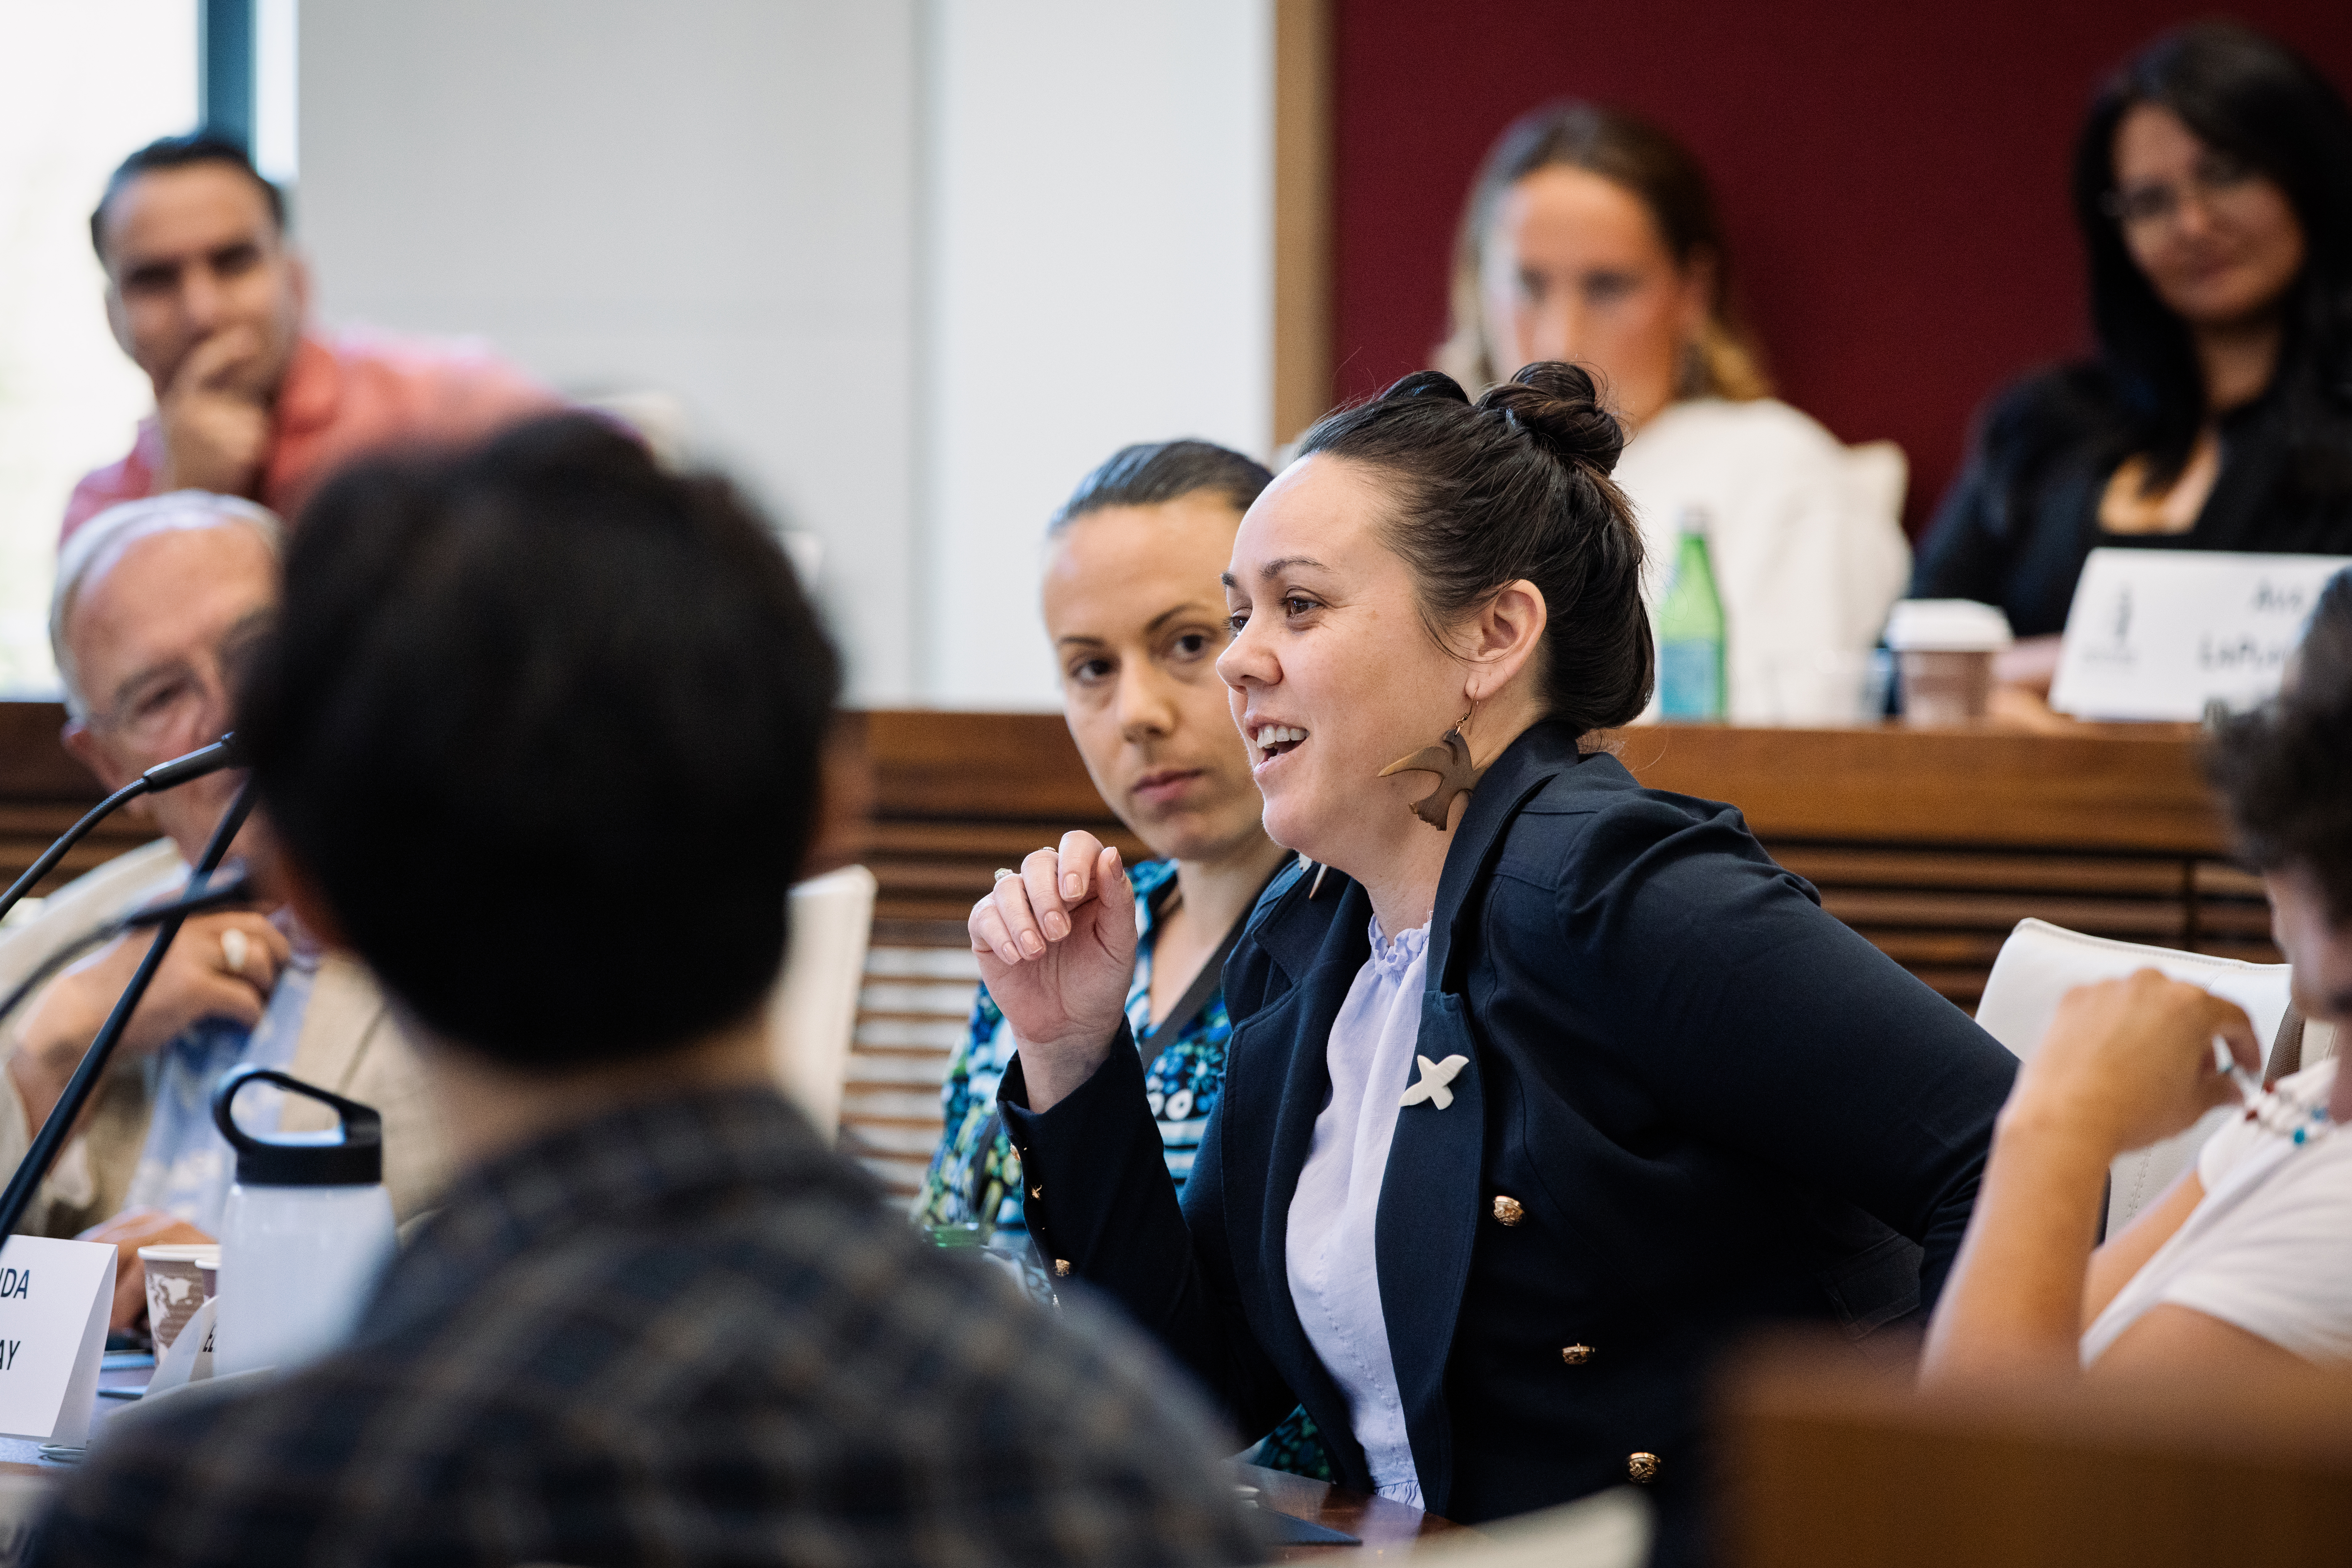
6, 911, 292, 1137
154, 326, 272, 497
968, 831, 1137, 1111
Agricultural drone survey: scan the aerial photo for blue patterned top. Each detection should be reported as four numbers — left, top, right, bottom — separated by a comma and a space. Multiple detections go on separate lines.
909, 855, 1333, 1482
914, 859, 1233, 1235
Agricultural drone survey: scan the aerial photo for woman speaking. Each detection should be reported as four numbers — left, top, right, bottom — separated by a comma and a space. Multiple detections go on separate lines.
972, 365, 2016, 1564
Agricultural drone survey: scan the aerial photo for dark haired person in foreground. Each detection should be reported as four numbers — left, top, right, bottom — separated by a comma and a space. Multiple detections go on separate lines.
1926, 570, 2352, 1382
1915, 22, 2352, 698
973, 364, 2018, 1566
31, 416, 1260, 1568
65, 132, 552, 540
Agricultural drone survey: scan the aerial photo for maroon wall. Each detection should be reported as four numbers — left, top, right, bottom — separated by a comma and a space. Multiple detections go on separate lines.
1331, 1, 2352, 536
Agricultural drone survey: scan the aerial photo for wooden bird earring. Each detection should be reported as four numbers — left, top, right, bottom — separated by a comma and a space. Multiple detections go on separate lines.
1379, 708, 1488, 830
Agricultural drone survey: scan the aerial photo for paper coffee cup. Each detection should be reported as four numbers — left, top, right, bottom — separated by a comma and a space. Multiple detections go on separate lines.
1884, 599, 2012, 727
139, 1244, 220, 1353
1898, 649, 1996, 725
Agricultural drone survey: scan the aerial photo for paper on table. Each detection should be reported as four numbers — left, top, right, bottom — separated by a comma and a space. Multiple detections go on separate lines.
147, 1295, 217, 1394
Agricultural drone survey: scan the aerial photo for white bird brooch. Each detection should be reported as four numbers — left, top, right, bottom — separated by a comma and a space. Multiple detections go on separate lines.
1399, 1053, 1469, 1110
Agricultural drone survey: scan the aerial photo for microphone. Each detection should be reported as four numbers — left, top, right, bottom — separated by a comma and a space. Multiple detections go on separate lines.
0, 733, 242, 931
140, 732, 244, 792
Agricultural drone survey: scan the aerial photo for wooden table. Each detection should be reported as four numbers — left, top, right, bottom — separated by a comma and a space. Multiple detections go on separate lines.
1722, 1335, 2352, 1567
1237, 1461, 1469, 1559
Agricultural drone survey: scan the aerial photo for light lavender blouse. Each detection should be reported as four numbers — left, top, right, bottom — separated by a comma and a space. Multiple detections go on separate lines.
1283, 916, 1430, 1507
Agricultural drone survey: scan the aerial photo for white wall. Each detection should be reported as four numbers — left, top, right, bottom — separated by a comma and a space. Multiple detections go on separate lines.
0, 0, 195, 694
920, 1, 1273, 708
299, 0, 921, 701
298, 0, 1272, 707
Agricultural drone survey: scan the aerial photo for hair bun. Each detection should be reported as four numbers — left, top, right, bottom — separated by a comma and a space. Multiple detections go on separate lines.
1379, 369, 1474, 406
1479, 362, 1626, 476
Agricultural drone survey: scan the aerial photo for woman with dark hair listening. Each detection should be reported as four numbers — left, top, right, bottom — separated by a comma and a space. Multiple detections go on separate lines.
1915, 22, 2352, 697
1442, 103, 1910, 721
970, 365, 2017, 1565
912, 438, 1329, 1478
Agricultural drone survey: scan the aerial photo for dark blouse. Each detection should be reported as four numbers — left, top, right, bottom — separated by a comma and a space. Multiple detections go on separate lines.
1913, 365, 2352, 637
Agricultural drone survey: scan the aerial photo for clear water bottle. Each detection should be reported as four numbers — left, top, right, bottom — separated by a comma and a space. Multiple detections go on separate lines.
1656, 508, 1727, 720
209, 1065, 395, 1378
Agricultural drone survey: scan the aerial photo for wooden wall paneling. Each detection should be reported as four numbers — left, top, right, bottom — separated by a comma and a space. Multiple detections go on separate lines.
843, 709, 1140, 1199
0, 704, 94, 800
1607, 724, 2270, 1004
1272, 0, 1334, 449
1605, 724, 2229, 855
0, 703, 2276, 1194
0, 704, 154, 911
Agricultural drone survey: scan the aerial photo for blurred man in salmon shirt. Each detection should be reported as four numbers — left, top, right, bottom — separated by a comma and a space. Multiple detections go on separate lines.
64, 132, 557, 540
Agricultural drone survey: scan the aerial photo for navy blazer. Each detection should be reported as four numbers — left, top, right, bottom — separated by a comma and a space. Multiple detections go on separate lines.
1003, 720, 2016, 1562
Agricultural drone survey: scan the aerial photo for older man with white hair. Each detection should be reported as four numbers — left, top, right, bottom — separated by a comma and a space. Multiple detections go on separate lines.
1, 491, 445, 1331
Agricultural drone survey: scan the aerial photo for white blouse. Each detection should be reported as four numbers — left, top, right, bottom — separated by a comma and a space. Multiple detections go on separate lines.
2082, 1059, 2352, 1365
1612, 396, 1912, 724
1284, 916, 1430, 1506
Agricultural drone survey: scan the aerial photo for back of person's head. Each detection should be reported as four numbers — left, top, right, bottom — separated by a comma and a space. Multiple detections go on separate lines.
2073, 22, 2352, 490
1048, 439, 1274, 533
1438, 100, 1768, 400
1296, 361, 1651, 734
90, 132, 287, 262
2209, 569, 2352, 924
50, 491, 282, 721
238, 413, 842, 1068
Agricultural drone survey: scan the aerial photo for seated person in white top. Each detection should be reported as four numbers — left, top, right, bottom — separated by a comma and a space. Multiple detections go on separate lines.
1925, 567, 2352, 1380
0, 491, 446, 1331
1436, 101, 1910, 721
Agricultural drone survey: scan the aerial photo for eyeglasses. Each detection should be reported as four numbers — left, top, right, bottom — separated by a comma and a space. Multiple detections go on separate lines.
2100, 151, 2265, 231
87, 616, 271, 753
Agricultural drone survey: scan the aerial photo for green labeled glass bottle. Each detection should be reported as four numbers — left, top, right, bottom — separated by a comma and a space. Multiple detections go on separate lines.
1655, 508, 1726, 721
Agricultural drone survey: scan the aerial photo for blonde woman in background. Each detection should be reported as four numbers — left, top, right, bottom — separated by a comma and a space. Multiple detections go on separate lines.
1439, 102, 1910, 721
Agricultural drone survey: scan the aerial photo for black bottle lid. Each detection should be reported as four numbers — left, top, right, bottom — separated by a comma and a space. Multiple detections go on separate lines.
210, 1065, 383, 1187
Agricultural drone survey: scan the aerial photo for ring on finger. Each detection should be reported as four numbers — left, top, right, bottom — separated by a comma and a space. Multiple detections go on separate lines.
220, 928, 251, 977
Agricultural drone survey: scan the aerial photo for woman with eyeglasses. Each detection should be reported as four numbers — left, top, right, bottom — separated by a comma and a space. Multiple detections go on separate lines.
1913, 22, 2352, 697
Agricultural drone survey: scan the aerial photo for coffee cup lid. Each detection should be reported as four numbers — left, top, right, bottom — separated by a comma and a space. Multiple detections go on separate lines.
136, 1244, 220, 1265
1885, 599, 2014, 652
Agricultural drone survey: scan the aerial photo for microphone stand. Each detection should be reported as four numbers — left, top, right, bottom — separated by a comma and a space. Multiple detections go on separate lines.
0, 734, 244, 930
0, 758, 257, 1241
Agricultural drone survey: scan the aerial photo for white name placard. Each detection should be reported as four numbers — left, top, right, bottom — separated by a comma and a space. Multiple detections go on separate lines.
0, 1236, 115, 1446
2051, 548, 2352, 721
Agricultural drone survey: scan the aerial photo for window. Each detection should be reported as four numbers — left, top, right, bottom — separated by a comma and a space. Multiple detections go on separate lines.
0, 0, 198, 695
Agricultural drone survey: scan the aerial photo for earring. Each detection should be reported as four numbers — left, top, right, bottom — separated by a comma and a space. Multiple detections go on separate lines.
1379, 709, 1488, 830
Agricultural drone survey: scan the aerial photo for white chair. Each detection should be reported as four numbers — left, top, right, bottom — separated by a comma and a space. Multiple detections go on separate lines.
1974, 918, 2328, 1237
765, 865, 877, 1144
1843, 438, 1909, 535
